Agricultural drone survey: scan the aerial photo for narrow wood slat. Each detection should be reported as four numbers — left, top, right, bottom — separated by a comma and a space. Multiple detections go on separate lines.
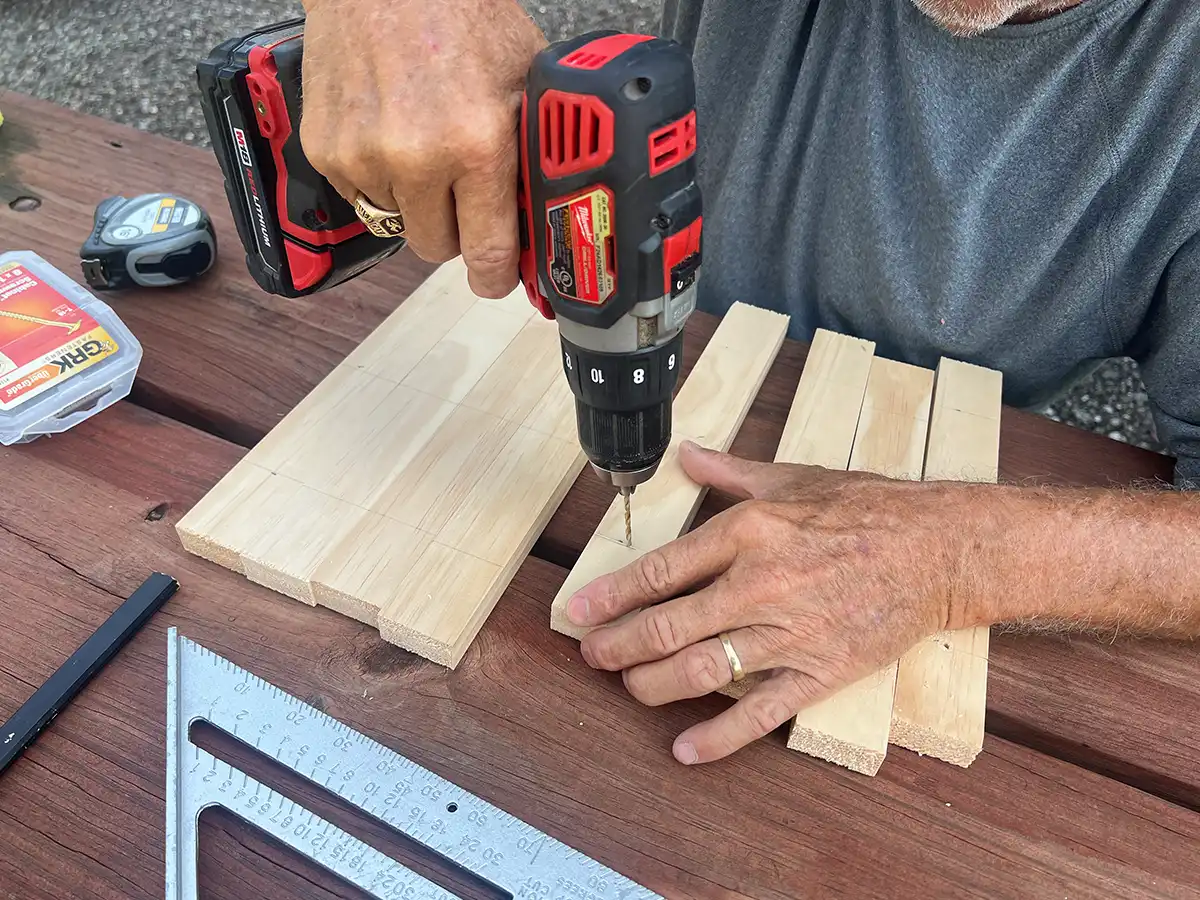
722, 328, 876, 703
773, 328, 876, 470
549, 302, 790, 639
786, 356, 935, 775
176, 258, 586, 667
888, 358, 1002, 767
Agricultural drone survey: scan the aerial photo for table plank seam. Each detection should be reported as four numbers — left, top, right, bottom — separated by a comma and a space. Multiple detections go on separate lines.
986, 711, 1200, 813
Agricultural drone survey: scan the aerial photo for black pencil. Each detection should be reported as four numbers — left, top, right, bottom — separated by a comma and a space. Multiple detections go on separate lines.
0, 572, 178, 776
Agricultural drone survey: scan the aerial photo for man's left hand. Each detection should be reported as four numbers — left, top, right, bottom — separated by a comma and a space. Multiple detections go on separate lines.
564, 440, 975, 765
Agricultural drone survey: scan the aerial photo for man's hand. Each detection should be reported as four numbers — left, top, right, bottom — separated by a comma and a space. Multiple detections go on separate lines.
298, 0, 546, 298
564, 440, 960, 766
564, 440, 1200, 766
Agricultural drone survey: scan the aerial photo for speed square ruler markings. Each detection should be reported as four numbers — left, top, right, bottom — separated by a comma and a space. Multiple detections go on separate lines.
165, 627, 660, 899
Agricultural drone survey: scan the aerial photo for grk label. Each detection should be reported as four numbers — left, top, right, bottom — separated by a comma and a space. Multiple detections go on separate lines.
0, 262, 119, 410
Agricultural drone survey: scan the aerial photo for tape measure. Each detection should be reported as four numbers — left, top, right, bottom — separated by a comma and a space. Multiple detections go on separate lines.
80, 193, 217, 290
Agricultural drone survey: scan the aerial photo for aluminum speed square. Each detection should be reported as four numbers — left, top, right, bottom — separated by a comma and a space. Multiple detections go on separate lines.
164, 627, 660, 899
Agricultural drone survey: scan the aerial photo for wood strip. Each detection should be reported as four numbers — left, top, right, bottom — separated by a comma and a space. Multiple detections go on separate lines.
890, 358, 1002, 766
722, 328, 876, 702
786, 356, 935, 775
177, 258, 586, 667
549, 302, 790, 639
773, 328, 876, 470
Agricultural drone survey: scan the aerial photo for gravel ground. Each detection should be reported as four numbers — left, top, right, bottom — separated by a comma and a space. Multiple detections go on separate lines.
0, 0, 1160, 451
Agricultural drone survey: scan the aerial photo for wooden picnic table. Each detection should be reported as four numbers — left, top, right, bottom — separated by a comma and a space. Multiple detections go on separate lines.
0, 90, 1197, 900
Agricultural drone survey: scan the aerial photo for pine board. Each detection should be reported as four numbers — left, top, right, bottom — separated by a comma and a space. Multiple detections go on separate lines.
177, 258, 586, 667
890, 358, 1002, 766
721, 328, 877, 703
784, 355, 935, 774
549, 302, 791, 639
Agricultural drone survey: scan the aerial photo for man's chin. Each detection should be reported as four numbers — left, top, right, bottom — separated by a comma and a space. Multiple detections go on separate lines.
909, 0, 1019, 36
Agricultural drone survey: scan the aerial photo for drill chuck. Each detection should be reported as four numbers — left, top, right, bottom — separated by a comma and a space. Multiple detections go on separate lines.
574, 399, 670, 487
560, 324, 685, 487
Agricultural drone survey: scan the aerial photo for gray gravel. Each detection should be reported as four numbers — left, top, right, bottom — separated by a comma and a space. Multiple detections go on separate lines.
0, 0, 1159, 451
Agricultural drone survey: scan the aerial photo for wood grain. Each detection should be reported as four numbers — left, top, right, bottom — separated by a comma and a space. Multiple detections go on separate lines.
177, 258, 586, 667
784, 356, 934, 775
0, 413, 1198, 899
889, 358, 1002, 767
0, 89, 437, 448
772, 328, 875, 470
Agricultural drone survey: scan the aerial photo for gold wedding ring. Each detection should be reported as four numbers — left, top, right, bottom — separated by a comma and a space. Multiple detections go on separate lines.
352, 192, 406, 239
718, 632, 745, 682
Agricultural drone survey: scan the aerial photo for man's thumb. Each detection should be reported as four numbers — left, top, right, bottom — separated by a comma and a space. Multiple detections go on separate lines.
678, 440, 773, 499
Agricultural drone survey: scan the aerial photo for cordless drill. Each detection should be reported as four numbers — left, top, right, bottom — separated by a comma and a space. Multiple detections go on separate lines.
518, 32, 701, 537
197, 26, 702, 535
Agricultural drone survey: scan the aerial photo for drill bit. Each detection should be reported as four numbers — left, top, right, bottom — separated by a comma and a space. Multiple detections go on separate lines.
621, 487, 632, 547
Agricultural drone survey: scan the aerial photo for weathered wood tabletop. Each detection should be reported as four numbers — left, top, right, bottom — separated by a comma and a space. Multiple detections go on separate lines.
1, 90, 1197, 900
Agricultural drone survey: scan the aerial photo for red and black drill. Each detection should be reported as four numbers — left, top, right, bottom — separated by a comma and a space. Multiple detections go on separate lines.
197, 25, 702, 522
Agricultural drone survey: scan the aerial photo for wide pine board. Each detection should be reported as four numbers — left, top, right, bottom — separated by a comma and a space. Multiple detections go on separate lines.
176, 259, 585, 667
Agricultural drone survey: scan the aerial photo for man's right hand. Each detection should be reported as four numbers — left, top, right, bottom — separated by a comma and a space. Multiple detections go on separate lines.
298, 0, 546, 298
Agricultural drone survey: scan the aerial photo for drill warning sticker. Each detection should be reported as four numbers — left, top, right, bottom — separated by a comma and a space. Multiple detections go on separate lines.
546, 185, 615, 304
0, 262, 119, 410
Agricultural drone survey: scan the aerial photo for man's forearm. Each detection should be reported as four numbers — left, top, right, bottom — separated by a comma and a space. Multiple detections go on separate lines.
951, 482, 1200, 638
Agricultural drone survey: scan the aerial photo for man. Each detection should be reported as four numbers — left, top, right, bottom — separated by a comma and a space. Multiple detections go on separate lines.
298, 0, 1199, 767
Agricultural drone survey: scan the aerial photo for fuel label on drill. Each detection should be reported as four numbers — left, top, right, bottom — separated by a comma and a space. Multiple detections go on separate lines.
0, 262, 118, 410
546, 186, 615, 305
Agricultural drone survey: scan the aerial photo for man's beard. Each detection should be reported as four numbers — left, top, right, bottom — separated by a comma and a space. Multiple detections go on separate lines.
909, 0, 1079, 36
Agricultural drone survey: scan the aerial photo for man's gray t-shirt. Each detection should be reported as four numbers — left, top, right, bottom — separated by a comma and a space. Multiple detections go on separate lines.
659, 0, 1199, 487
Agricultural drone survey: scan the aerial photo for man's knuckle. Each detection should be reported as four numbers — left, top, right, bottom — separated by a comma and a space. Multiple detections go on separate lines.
455, 115, 514, 168
682, 649, 724, 691
643, 608, 681, 655
373, 133, 430, 170
622, 668, 656, 704
744, 695, 794, 737
634, 551, 674, 598
583, 636, 615, 670
736, 500, 781, 541
465, 241, 519, 272
409, 240, 460, 264
459, 135, 504, 171
298, 122, 331, 168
